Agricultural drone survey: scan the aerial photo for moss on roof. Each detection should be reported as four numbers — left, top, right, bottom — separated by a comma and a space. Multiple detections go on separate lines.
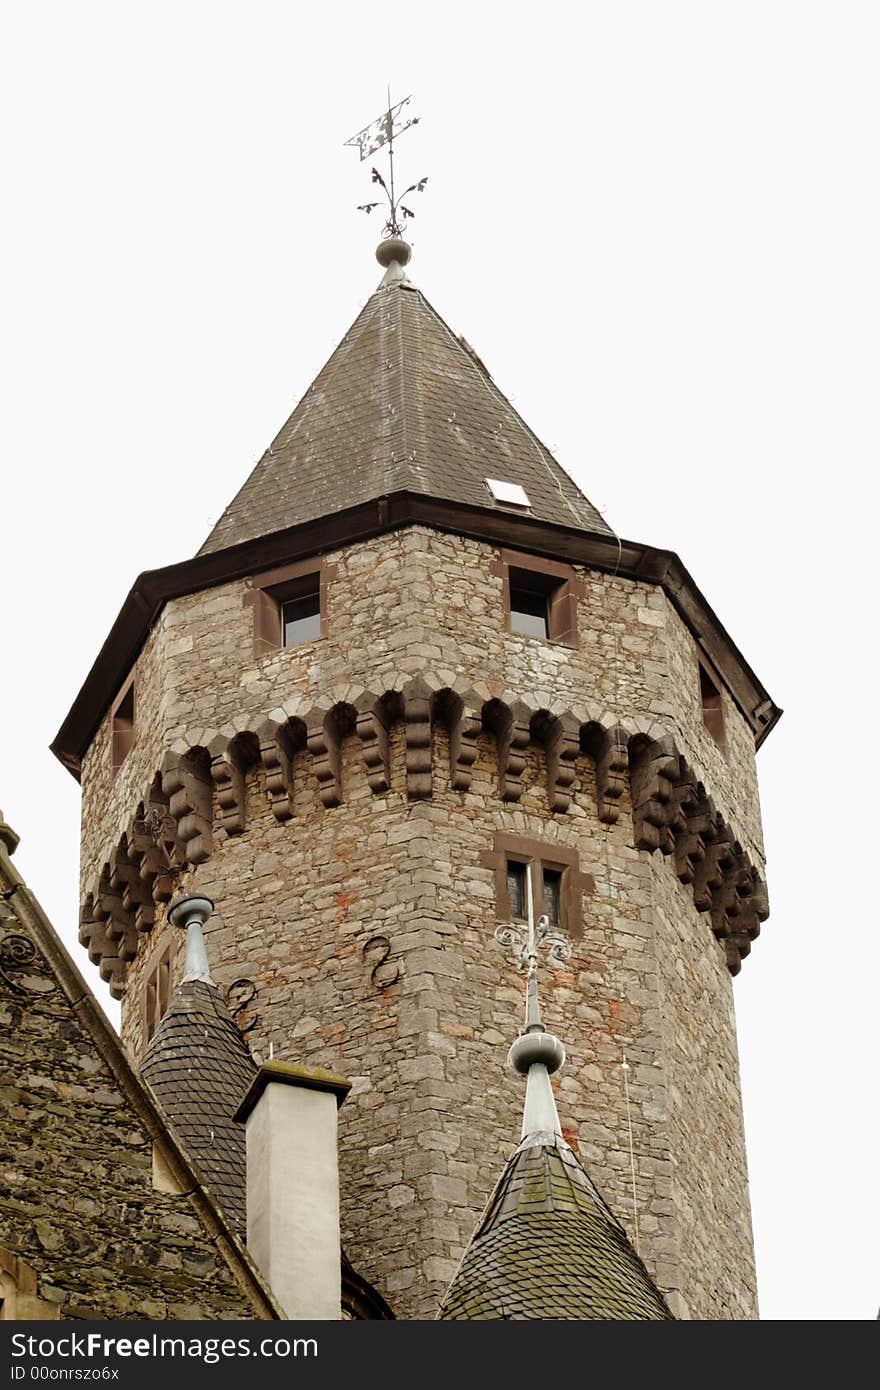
438, 1137, 673, 1321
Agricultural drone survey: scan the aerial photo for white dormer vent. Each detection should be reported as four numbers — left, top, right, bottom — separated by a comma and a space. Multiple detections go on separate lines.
486, 478, 531, 508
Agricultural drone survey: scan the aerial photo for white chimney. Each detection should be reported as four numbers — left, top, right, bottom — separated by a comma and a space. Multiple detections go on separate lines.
235, 1061, 351, 1320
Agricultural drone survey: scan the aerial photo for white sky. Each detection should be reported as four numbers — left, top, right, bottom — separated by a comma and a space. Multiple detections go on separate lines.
1, 2, 877, 1321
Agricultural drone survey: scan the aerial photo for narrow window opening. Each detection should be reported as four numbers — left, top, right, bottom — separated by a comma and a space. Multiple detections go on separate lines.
507, 861, 528, 921
111, 681, 135, 770
144, 950, 171, 1043
506, 562, 574, 643
542, 869, 562, 927
699, 662, 725, 744
251, 561, 327, 651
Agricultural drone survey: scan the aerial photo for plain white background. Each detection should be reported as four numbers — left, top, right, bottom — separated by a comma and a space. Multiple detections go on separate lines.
1, 2, 877, 1320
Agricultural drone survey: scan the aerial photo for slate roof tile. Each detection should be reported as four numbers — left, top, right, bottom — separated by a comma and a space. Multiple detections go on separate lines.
438, 1138, 672, 1321
141, 980, 256, 1235
199, 276, 612, 556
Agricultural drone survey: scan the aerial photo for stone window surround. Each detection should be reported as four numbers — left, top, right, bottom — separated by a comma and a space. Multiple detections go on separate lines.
110, 670, 136, 773
491, 547, 583, 647
482, 831, 594, 940
247, 557, 337, 655
0, 1248, 58, 1320
698, 654, 726, 749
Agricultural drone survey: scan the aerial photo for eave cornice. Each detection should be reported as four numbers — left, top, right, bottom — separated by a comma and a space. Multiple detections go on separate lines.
51, 492, 781, 778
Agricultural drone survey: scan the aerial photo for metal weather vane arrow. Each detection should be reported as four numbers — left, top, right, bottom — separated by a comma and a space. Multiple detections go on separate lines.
344, 90, 428, 238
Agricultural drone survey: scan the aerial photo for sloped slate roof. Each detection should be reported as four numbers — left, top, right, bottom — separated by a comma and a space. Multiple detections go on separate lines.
141, 979, 256, 1235
199, 272, 613, 555
438, 1136, 672, 1321
0, 812, 279, 1319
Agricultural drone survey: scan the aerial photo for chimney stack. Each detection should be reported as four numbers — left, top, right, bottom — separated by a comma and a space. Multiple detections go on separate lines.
235, 1061, 351, 1320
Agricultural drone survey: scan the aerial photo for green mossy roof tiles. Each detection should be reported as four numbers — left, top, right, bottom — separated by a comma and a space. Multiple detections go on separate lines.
438, 1138, 672, 1321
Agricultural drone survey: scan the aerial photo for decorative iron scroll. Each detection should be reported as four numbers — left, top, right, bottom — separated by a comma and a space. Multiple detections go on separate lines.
225, 977, 260, 1038
0, 934, 53, 997
362, 934, 400, 991
495, 916, 572, 973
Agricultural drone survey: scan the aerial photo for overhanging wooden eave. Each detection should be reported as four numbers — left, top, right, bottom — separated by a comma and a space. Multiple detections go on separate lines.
50, 492, 782, 778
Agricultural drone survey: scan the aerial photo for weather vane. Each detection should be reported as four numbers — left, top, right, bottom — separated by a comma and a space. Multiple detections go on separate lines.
495, 865, 572, 977
344, 90, 428, 239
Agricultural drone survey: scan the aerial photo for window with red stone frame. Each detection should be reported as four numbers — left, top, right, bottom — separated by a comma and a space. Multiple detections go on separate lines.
483, 832, 593, 939
492, 548, 582, 647
248, 558, 335, 654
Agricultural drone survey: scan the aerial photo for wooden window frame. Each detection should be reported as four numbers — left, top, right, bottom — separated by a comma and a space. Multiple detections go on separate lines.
482, 832, 594, 940
111, 671, 136, 772
698, 655, 726, 747
492, 548, 582, 647
247, 558, 334, 654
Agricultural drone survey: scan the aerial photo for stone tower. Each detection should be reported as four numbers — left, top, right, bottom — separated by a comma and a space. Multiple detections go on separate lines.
53, 237, 780, 1320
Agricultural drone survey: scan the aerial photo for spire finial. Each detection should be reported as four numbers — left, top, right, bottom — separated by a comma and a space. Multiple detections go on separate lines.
168, 892, 215, 984
344, 90, 428, 263
495, 867, 572, 1140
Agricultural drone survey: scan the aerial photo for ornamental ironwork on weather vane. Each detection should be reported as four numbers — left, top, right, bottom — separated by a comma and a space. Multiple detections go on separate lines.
344, 91, 428, 238
494, 864, 573, 976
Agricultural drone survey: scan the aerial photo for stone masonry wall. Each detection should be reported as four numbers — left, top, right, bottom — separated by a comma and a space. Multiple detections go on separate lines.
652, 856, 758, 1318
80, 527, 765, 895
0, 875, 265, 1320
75, 525, 766, 1319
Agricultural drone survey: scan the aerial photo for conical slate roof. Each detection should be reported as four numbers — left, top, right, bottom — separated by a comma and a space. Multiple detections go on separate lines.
440, 926, 672, 1321
199, 257, 612, 555
437, 1133, 672, 1320
141, 979, 256, 1235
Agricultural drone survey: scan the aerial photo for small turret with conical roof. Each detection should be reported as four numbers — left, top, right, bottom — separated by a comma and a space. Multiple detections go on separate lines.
141, 894, 256, 1235
438, 918, 672, 1320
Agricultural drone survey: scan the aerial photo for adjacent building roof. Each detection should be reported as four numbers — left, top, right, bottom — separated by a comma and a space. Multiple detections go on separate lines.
199, 264, 613, 556
0, 811, 280, 1320
437, 1135, 672, 1320
141, 978, 256, 1236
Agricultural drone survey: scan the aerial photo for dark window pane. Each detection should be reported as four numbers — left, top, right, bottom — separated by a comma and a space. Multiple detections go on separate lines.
282, 593, 321, 646
543, 869, 561, 926
510, 587, 549, 639
507, 861, 527, 920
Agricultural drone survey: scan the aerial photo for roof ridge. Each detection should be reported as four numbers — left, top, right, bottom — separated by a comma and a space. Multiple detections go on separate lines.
411, 284, 604, 533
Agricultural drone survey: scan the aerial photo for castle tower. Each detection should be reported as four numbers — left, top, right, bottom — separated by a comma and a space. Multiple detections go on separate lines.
53, 235, 780, 1320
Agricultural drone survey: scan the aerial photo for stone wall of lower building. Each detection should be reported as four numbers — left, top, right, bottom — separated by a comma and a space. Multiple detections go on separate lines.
0, 873, 268, 1320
